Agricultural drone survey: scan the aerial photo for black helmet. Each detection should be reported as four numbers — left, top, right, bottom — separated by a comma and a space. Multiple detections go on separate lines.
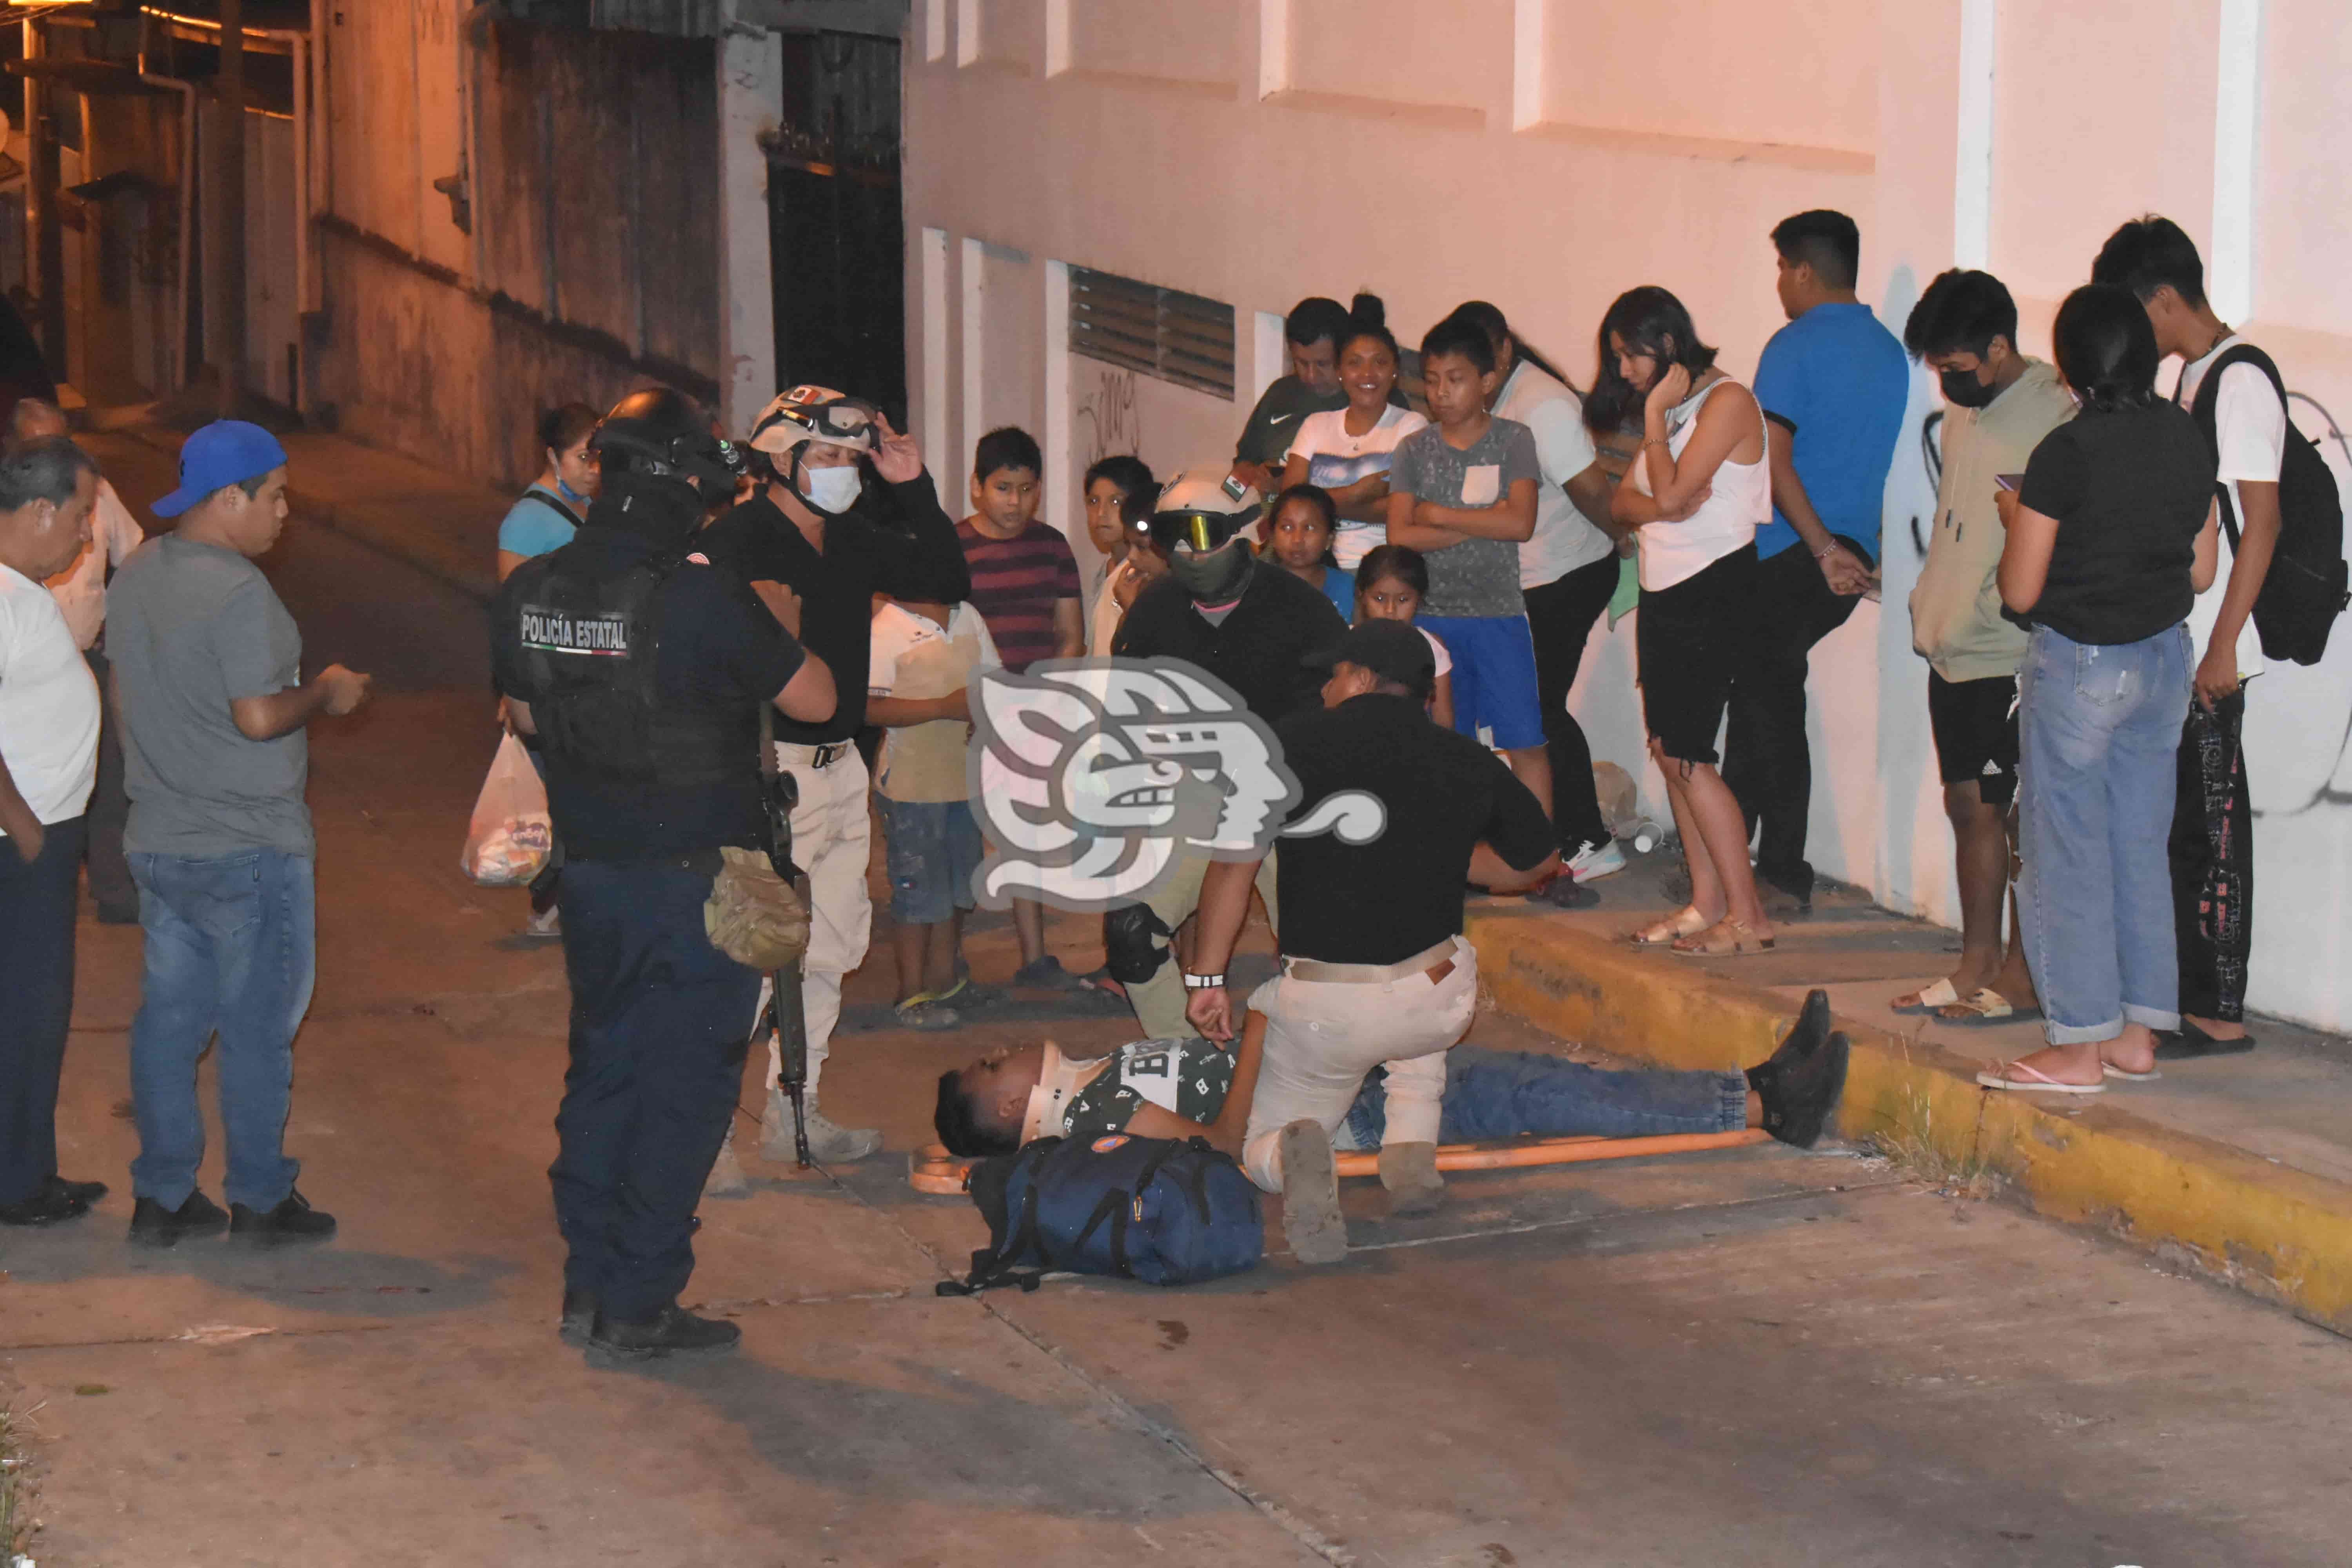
592, 387, 745, 497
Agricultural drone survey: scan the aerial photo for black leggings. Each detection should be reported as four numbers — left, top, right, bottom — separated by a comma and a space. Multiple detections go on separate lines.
1523, 553, 1621, 852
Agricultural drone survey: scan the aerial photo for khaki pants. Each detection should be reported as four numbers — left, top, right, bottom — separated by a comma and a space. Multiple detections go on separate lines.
754, 744, 873, 1098
1123, 843, 1280, 1039
1240, 937, 1478, 1191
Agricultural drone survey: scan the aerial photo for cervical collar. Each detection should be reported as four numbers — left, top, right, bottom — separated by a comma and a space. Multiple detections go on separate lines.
1018, 1042, 1103, 1143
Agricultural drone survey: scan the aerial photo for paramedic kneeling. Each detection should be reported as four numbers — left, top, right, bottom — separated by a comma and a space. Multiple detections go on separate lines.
1186, 619, 1559, 1263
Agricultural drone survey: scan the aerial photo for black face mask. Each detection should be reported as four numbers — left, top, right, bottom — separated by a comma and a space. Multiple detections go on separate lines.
1939, 367, 1998, 410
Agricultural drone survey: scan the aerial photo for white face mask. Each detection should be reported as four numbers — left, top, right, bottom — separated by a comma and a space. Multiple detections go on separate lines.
800, 463, 863, 515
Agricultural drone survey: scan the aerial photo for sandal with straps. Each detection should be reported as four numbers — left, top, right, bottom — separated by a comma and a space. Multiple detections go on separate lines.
1628, 906, 1710, 947
1671, 918, 1777, 958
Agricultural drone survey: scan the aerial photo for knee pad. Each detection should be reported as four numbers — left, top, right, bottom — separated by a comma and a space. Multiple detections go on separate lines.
1102, 903, 1174, 985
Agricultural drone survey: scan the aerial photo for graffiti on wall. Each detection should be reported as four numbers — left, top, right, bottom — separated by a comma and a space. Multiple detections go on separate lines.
1076, 364, 1142, 471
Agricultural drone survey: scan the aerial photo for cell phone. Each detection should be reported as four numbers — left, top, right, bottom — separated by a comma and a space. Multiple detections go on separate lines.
1994, 473, 2024, 493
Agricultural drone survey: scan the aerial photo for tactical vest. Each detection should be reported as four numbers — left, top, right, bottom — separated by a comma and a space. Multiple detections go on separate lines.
508, 549, 749, 793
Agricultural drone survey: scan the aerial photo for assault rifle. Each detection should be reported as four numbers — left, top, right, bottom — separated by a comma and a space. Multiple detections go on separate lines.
758, 718, 813, 1169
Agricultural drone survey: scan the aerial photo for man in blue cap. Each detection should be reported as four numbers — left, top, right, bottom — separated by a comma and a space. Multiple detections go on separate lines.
106, 420, 370, 1249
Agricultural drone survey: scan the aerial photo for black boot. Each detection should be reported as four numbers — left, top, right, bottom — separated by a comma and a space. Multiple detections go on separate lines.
0, 1175, 100, 1227
229, 1188, 338, 1248
128, 1190, 230, 1248
587, 1305, 742, 1362
1751, 1029, 1851, 1150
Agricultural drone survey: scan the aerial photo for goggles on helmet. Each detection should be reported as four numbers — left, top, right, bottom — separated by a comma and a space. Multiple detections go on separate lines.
1149, 507, 1252, 554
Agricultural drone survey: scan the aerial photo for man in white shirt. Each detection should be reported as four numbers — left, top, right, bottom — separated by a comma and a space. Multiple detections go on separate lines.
18, 399, 143, 921
0, 435, 108, 1227
2092, 218, 2277, 1060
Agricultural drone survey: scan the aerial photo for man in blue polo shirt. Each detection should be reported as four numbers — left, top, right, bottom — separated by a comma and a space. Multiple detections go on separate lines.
1727, 210, 1908, 909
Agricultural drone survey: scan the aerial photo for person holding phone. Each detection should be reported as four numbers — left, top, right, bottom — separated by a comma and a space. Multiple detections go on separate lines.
1896, 269, 2077, 1025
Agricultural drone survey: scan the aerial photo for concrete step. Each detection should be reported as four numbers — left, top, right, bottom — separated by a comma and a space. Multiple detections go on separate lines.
1468, 878, 2352, 1334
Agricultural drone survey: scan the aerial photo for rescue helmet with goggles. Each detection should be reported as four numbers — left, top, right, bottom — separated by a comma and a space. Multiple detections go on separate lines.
591, 387, 745, 495
747, 385, 882, 459
1148, 468, 1264, 556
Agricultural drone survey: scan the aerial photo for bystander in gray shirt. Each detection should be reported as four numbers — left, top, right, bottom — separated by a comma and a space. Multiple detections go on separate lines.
1386, 417, 1542, 618
106, 535, 313, 857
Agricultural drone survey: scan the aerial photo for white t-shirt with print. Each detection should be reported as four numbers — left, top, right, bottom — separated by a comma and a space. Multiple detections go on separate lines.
1286, 403, 1430, 569
868, 601, 999, 804
0, 562, 101, 829
2175, 334, 2280, 681
1495, 361, 1610, 588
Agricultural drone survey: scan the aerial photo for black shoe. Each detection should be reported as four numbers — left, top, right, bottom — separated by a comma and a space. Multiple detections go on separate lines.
1746, 989, 1833, 1097
2154, 1019, 2258, 1062
559, 1288, 599, 1347
0, 1177, 95, 1227
128, 1189, 230, 1248
228, 1188, 338, 1248
1753, 1029, 1850, 1150
1526, 876, 1600, 909
587, 1305, 741, 1361
53, 1174, 109, 1206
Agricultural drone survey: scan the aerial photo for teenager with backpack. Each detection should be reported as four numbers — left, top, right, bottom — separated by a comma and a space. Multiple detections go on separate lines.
2092, 217, 2349, 1061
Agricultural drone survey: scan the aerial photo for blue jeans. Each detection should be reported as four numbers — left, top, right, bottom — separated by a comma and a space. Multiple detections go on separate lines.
553, 854, 760, 1321
128, 849, 316, 1210
2017, 624, 2192, 1046
877, 795, 983, 925
1342, 1045, 1748, 1149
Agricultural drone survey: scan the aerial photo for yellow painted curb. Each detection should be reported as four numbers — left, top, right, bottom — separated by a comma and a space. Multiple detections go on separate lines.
1466, 913, 2352, 1335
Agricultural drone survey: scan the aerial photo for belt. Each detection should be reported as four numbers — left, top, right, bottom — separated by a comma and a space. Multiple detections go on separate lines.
775, 739, 854, 770
1281, 937, 1461, 985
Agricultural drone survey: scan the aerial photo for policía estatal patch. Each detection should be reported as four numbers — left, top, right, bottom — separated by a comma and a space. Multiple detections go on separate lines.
520, 608, 632, 656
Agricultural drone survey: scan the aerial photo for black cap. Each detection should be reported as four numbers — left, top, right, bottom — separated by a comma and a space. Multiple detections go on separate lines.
1303, 619, 1436, 697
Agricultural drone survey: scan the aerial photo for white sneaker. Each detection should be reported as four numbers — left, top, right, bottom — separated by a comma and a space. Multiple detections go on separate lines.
1566, 839, 1627, 883
702, 1131, 749, 1198
523, 904, 562, 939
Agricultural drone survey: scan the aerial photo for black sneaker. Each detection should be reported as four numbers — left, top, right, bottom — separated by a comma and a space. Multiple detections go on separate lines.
1753, 1030, 1851, 1150
2154, 1019, 2258, 1061
128, 1189, 230, 1248
1746, 989, 1832, 1104
559, 1288, 599, 1347
228, 1188, 338, 1248
586, 1305, 741, 1361
0, 1176, 96, 1227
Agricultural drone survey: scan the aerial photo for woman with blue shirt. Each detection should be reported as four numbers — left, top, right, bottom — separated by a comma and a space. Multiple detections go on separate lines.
495, 403, 601, 581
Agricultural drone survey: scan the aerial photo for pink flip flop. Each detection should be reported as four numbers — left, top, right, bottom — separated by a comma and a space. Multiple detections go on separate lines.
1976, 1059, 2105, 1094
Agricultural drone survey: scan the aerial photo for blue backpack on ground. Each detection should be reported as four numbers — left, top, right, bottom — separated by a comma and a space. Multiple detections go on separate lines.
936, 1133, 1263, 1294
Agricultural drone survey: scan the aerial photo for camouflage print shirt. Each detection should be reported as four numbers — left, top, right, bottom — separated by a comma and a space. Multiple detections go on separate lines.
1060, 1038, 1236, 1139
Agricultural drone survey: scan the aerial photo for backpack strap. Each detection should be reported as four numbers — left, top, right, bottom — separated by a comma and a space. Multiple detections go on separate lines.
526, 488, 586, 532
2181, 342, 2288, 552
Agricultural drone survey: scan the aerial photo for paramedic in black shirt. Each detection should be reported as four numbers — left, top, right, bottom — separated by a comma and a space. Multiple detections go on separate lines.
1185, 620, 1556, 1263
492, 388, 835, 1360
1103, 466, 1347, 1037
698, 386, 968, 1163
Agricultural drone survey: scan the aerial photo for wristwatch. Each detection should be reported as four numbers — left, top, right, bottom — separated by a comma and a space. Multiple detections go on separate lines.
1182, 971, 1226, 990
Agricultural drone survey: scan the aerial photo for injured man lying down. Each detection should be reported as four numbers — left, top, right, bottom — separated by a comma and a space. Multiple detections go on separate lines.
934, 990, 1851, 1171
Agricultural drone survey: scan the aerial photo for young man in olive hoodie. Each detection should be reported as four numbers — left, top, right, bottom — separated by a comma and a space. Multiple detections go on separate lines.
1898, 270, 2076, 1022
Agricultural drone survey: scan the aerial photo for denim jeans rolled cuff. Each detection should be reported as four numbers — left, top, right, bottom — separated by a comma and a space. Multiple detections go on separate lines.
2016, 622, 2192, 1049
1343, 1045, 1748, 1148
127, 848, 316, 1211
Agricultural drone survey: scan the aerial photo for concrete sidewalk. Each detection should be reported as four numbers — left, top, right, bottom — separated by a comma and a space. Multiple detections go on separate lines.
115, 423, 512, 604
1468, 852, 2352, 1334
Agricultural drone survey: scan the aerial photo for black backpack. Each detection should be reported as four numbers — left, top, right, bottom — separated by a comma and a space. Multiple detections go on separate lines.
2182, 343, 2350, 666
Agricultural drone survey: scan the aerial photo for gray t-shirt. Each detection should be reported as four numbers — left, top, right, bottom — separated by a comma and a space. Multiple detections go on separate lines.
1386, 417, 1541, 617
108, 535, 313, 857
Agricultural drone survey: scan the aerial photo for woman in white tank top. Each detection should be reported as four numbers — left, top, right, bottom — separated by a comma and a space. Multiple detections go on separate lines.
1586, 286, 1775, 958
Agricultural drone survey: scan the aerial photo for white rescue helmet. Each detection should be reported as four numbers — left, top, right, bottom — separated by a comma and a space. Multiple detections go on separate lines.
1149, 466, 1264, 555
746, 385, 882, 458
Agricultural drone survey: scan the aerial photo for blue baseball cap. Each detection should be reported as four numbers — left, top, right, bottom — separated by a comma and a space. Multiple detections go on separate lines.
152, 420, 289, 517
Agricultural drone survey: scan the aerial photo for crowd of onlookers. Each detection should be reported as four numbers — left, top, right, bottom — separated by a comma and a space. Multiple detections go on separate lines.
0, 200, 2323, 1238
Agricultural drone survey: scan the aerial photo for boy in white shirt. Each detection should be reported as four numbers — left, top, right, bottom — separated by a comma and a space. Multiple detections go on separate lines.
2093, 217, 2278, 1059
868, 561, 1000, 1029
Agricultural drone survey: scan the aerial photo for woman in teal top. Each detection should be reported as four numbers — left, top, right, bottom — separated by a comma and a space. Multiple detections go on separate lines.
495, 402, 601, 580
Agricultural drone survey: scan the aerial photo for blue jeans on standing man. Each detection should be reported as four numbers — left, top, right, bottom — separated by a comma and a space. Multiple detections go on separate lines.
1342, 1044, 1749, 1149
2016, 623, 2192, 1047
128, 848, 316, 1211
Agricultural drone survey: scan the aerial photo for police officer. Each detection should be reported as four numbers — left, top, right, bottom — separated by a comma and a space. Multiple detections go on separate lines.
1105, 467, 1346, 1037
700, 387, 967, 1162
493, 388, 835, 1361
1183, 621, 1560, 1264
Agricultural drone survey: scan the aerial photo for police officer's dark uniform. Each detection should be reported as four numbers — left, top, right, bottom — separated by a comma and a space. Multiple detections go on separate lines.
491, 389, 819, 1360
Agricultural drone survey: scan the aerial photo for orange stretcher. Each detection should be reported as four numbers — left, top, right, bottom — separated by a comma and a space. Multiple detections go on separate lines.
906, 1127, 1769, 1195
